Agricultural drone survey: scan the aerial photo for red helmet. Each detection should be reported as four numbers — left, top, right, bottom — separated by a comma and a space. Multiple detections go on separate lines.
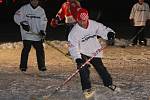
76, 8, 89, 21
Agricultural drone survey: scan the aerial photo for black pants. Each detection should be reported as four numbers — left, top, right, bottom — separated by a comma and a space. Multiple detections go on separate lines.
78, 54, 112, 91
132, 26, 147, 45
20, 40, 46, 71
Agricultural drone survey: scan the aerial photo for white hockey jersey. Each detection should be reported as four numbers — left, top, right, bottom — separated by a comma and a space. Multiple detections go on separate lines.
68, 20, 115, 60
14, 4, 47, 41
129, 2, 150, 26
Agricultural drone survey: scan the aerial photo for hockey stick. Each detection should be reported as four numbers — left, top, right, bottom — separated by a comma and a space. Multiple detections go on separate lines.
120, 27, 144, 48
44, 46, 107, 98
45, 41, 72, 60
58, 23, 66, 26
26, 30, 72, 60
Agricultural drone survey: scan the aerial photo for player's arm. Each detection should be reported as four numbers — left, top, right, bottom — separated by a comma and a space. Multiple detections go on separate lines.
14, 6, 30, 32
68, 30, 81, 60
96, 22, 115, 45
14, 7, 25, 25
39, 9, 48, 37
129, 5, 136, 26
50, 4, 65, 28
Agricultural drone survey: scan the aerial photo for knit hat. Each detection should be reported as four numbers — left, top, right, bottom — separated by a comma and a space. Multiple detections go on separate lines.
76, 8, 89, 21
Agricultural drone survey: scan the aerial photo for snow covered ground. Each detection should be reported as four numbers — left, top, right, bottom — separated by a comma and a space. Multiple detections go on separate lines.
0, 39, 149, 100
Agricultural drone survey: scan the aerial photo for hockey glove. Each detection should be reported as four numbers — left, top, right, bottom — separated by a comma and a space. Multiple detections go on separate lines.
130, 19, 134, 26
50, 18, 59, 28
75, 58, 84, 69
146, 19, 150, 26
39, 30, 46, 40
39, 30, 46, 36
20, 21, 30, 32
107, 32, 115, 46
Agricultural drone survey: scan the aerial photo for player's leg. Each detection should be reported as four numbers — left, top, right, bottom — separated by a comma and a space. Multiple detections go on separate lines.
33, 40, 46, 71
20, 40, 32, 72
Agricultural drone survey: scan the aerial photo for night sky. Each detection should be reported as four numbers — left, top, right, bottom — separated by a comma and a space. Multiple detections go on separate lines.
43, 0, 149, 22
0, 0, 150, 23
0, 0, 150, 41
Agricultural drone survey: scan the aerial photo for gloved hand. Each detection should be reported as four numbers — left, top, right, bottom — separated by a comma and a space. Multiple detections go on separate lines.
50, 18, 59, 28
75, 58, 84, 69
146, 19, 150, 26
39, 30, 46, 39
130, 19, 134, 26
20, 21, 30, 32
107, 32, 115, 46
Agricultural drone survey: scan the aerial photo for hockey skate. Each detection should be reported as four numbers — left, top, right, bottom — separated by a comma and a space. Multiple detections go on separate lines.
83, 88, 95, 99
108, 85, 121, 93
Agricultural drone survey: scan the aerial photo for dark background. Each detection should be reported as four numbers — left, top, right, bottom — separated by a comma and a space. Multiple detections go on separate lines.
0, 0, 150, 42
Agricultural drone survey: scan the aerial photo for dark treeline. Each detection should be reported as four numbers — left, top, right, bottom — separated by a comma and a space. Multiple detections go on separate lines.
0, 0, 150, 41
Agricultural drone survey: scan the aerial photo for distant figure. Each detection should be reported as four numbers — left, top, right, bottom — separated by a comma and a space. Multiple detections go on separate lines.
68, 8, 120, 99
129, 0, 150, 46
14, 0, 47, 74
50, 0, 81, 40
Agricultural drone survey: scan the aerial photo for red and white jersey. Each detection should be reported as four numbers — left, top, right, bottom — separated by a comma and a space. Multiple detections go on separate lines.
56, 1, 81, 23
129, 2, 150, 26
14, 4, 47, 41
68, 20, 115, 60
